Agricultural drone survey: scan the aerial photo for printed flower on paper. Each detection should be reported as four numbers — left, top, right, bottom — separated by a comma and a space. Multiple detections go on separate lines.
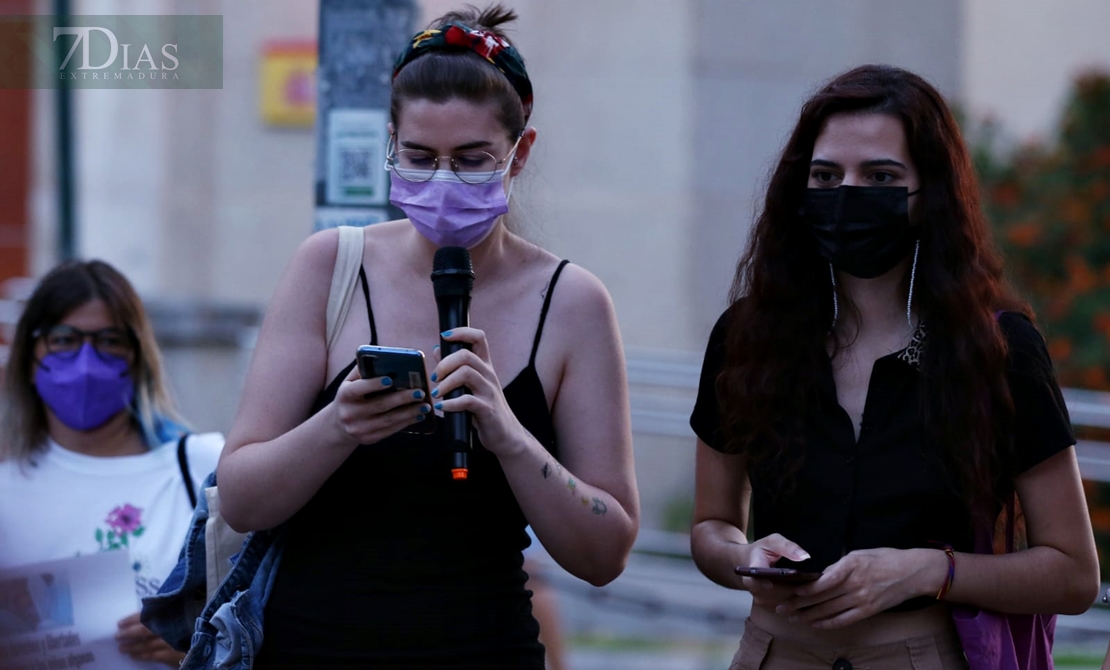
95, 503, 146, 551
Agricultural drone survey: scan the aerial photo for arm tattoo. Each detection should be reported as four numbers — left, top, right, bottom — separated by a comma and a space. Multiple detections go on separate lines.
542, 463, 551, 479
591, 497, 608, 516
566, 477, 577, 493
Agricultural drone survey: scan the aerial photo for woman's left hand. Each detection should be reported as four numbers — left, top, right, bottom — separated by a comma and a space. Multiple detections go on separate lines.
773, 548, 943, 629
432, 328, 525, 458
116, 612, 185, 667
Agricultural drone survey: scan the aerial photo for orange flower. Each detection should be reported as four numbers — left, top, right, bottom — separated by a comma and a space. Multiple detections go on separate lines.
1066, 255, 1099, 292
1090, 181, 1110, 202
992, 183, 1022, 209
1091, 506, 1110, 532
1094, 145, 1110, 169
1006, 222, 1041, 248
1048, 337, 1073, 361
1096, 312, 1110, 338
1062, 198, 1092, 225
1082, 367, 1109, 389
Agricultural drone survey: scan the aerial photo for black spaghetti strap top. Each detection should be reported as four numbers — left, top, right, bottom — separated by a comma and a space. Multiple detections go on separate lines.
257, 260, 570, 670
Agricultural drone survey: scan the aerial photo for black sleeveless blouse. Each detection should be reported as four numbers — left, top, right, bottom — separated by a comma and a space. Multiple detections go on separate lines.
256, 261, 569, 670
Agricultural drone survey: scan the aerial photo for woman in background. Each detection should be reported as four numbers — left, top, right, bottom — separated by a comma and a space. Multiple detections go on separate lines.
0, 260, 222, 667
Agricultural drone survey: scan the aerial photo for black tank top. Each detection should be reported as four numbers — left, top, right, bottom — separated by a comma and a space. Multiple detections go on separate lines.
256, 260, 570, 670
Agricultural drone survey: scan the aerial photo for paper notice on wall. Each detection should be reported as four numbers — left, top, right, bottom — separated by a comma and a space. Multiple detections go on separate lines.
326, 108, 389, 206
0, 551, 155, 670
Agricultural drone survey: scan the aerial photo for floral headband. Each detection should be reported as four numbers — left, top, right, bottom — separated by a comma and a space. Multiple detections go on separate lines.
392, 22, 534, 122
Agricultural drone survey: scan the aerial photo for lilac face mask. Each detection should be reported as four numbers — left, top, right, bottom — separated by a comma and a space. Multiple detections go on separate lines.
389, 169, 512, 248
34, 342, 134, 431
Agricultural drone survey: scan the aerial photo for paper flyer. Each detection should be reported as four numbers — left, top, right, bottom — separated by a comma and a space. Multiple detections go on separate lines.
0, 551, 157, 670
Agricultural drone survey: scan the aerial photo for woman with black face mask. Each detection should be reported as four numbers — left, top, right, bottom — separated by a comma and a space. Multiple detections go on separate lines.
689, 65, 1098, 669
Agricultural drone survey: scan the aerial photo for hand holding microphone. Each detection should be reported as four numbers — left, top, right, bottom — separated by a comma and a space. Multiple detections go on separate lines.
430, 247, 527, 478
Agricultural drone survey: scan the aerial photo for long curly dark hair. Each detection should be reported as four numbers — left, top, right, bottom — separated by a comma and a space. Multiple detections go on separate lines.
717, 64, 1027, 516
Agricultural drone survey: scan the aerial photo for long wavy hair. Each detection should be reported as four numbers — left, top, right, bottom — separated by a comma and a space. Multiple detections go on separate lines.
1, 260, 185, 463
718, 64, 1027, 516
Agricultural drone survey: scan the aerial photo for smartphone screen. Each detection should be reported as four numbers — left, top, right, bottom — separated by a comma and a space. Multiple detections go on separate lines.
355, 345, 435, 434
734, 566, 822, 584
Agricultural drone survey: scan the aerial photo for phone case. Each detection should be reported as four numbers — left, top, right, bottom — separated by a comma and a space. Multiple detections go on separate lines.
734, 566, 822, 584
356, 345, 435, 434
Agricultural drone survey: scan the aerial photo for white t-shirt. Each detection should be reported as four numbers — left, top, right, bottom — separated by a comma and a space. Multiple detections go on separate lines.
0, 433, 223, 600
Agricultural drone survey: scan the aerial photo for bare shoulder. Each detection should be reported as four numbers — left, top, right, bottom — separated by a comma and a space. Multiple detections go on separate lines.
279, 227, 339, 292
546, 262, 617, 325
293, 227, 342, 274
362, 220, 414, 252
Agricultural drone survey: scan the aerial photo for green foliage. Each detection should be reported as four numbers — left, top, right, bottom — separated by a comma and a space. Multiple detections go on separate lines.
976, 71, 1110, 389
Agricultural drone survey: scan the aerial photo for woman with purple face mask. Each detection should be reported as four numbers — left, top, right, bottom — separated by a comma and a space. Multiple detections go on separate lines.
216, 4, 638, 669
0, 260, 223, 667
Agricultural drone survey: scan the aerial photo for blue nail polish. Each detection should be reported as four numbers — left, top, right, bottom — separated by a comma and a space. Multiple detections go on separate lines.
431, 388, 439, 398
419, 405, 431, 413
430, 372, 437, 382
415, 414, 426, 422
412, 390, 424, 400
434, 402, 443, 410
433, 345, 440, 351
381, 377, 392, 386
441, 330, 453, 338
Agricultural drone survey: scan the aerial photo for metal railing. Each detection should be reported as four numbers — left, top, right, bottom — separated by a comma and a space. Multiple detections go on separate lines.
617, 351, 1110, 637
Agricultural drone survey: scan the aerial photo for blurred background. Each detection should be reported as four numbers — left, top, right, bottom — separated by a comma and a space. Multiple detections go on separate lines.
1, 0, 1109, 667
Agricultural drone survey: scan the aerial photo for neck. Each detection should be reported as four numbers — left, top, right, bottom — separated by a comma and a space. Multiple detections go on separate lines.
407, 220, 514, 288
834, 256, 915, 341
47, 410, 147, 457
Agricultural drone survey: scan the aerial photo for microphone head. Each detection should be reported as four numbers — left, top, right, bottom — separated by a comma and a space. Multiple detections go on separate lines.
431, 246, 474, 297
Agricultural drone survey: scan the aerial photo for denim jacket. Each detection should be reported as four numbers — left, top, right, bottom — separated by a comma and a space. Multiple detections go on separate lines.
141, 471, 285, 670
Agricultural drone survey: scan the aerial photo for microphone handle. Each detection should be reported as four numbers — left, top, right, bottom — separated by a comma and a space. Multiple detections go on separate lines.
439, 299, 472, 461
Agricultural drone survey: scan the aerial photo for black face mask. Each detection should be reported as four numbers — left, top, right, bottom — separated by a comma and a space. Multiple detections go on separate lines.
802, 185, 919, 279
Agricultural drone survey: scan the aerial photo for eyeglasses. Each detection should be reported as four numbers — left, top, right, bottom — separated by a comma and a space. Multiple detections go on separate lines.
33, 325, 134, 361
385, 134, 522, 185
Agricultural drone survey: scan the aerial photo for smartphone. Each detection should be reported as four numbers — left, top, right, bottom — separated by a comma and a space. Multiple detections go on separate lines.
734, 566, 822, 584
355, 345, 435, 434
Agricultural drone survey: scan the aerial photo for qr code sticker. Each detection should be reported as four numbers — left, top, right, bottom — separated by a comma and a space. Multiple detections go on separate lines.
340, 149, 372, 183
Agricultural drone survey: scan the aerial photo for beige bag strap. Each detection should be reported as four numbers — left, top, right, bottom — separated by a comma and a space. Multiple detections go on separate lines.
325, 225, 366, 351
204, 485, 246, 600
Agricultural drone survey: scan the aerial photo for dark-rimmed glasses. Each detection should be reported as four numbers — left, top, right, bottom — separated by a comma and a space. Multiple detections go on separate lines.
33, 325, 134, 361
385, 134, 522, 185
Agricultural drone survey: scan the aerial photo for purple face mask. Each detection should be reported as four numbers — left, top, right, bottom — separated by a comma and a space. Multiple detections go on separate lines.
34, 342, 134, 431
389, 170, 511, 248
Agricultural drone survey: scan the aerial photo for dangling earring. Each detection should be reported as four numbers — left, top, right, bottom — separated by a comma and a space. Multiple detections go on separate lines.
906, 240, 920, 330
829, 263, 839, 330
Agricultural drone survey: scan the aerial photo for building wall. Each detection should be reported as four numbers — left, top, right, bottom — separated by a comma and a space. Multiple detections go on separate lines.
963, 0, 1110, 142
36, 0, 1110, 529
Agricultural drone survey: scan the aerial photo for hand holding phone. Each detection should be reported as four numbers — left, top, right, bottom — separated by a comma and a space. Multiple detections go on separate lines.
355, 345, 435, 435
734, 566, 822, 585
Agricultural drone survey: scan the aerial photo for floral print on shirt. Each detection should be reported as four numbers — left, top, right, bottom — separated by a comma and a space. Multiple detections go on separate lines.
95, 503, 145, 551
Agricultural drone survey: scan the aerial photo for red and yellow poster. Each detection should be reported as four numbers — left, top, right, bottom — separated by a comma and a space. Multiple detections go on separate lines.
259, 41, 317, 127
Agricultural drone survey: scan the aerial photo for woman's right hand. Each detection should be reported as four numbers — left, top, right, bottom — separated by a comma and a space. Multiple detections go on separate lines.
736, 533, 811, 606
332, 366, 431, 445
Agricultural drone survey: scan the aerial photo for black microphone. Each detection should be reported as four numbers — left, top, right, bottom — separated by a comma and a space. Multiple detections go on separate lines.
431, 246, 474, 481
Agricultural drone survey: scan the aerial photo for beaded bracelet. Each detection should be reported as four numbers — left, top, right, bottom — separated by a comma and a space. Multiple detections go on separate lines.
936, 545, 956, 601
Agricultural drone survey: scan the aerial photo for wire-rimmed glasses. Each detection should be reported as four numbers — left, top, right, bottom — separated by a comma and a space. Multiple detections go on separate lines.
385, 135, 522, 184
33, 324, 134, 361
